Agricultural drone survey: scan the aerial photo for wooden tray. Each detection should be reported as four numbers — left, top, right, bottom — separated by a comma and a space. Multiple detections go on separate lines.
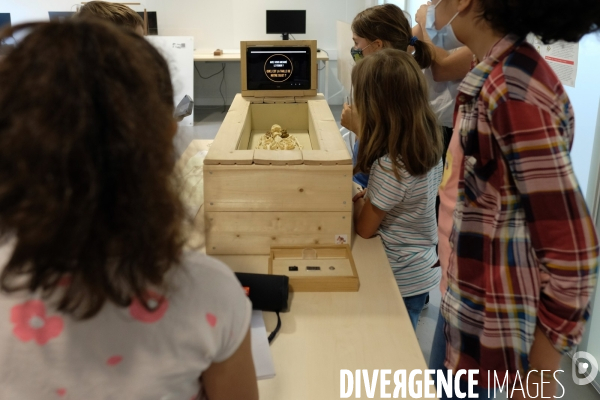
268, 245, 359, 292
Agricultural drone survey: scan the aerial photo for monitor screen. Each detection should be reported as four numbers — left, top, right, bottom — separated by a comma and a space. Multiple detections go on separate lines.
136, 11, 158, 35
48, 12, 75, 22
246, 46, 311, 91
0, 13, 10, 28
266, 10, 306, 34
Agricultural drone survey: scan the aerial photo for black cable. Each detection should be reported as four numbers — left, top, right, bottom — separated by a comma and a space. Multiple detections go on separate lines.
267, 312, 281, 344
317, 48, 328, 70
318, 48, 329, 57
194, 62, 227, 112
290, 34, 297, 40
218, 63, 226, 113
194, 62, 225, 79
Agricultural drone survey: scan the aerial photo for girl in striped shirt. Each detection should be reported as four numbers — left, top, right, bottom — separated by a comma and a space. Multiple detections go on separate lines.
352, 49, 444, 330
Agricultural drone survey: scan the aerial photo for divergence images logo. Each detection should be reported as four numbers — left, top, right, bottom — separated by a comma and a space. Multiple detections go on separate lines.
264, 54, 293, 82
572, 351, 598, 386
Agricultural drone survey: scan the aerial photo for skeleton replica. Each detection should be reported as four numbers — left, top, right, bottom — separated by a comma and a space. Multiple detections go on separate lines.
255, 124, 303, 150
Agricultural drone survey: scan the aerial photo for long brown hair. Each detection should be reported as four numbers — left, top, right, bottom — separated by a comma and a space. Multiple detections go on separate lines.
352, 3, 433, 69
0, 20, 185, 319
352, 49, 443, 180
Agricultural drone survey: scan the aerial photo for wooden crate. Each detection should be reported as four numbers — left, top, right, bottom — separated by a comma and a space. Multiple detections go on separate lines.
204, 40, 352, 255
268, 245, 359, 292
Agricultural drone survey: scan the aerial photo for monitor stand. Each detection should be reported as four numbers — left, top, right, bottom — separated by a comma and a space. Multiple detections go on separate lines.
281, 33, 289, 40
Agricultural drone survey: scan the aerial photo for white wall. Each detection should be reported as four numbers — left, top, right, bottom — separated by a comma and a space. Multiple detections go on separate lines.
3, 0, 376, 106
566, 34, 600, 196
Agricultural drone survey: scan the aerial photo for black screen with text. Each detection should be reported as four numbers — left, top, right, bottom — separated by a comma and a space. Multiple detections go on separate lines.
246, 46, 311, 91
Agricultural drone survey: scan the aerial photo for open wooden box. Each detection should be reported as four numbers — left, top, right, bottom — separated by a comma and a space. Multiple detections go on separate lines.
269, 245, 359, 292
204, 40, 353, 255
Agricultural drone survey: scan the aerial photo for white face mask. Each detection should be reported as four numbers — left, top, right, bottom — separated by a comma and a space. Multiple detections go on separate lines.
425, 0, 463, 50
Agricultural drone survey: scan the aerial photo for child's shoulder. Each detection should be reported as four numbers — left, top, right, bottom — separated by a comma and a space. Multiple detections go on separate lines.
372, 155, 413, 180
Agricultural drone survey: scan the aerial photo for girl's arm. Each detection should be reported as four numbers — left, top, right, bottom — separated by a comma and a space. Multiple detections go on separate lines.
430, 47, 472, 82
353, 190, 386, 238
413, 3, 472, 82
201, 328, 259, 400
492, 100, 599, 396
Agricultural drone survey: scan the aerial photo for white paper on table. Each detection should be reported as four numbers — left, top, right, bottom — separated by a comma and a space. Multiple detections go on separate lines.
528, 34, 579, 87
250, 310, 276, 380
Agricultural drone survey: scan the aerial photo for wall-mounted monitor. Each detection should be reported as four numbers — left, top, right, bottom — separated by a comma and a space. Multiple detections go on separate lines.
137, 12, 158, 35
266, 10, 306, 40
48, 12, 75, 22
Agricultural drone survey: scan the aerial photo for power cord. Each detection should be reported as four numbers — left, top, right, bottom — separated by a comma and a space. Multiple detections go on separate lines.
267, 312, 282, 344
194, 62, 227, 113
317, 48, 329, 70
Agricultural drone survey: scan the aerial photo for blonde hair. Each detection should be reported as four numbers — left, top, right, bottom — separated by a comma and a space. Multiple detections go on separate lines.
78, 1, 143, 31
352, 49, 443, 180
352, 4, 433, 69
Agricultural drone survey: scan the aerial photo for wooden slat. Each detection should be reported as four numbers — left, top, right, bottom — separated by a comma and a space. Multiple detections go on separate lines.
205, 94, 253, 165
302, 150, 352, 165
204, 164, 352, 212
309, 100, 350, 154
205, 211, 351, 255
253, 149, 303, 165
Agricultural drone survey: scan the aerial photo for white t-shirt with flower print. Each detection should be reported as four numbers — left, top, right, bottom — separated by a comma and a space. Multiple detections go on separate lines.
0, 237, 252, 400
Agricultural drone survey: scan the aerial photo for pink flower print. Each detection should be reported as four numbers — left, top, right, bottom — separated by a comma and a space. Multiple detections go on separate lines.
206, 312, 217, 327
106, 355, 123, 366
10, 300, 64, 345
56, 388, 67, 397
129, 291, 168, 323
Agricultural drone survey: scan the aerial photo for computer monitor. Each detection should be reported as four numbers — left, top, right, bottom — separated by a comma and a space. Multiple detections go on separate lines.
137, 12, 158, 35
246, 45, 312, 91
48, 12, 75, 22
0, 13, 10, 29
266, 10, 306, 40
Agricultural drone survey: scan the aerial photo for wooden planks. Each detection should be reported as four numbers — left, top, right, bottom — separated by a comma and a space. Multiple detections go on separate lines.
204, 164, 352, 212
205, 96, 351, 165
205, 211, 351, 254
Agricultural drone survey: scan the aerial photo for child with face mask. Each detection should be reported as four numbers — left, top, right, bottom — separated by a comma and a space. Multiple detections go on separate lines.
341, 3, 434, 188
427, 0, 600, 399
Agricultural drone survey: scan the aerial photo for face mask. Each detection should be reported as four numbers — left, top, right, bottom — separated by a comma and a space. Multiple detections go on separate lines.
350, 42, 373, 62
425, 0, 463, 50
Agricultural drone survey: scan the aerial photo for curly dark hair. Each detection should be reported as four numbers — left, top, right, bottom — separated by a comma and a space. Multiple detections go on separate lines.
478, 0, 600, 43
0, 19, 186, 319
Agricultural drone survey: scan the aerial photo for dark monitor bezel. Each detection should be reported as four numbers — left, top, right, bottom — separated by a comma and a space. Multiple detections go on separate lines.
266, 10, 306, 35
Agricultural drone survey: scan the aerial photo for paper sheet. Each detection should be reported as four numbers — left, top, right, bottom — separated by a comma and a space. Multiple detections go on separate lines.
528, 34, 579, 87
250, 310, 276, 380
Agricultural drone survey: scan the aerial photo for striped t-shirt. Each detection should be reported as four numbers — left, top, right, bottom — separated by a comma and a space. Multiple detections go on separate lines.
366, 155, 442, 297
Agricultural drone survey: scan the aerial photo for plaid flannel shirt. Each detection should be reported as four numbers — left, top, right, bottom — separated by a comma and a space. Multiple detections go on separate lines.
441, 34, 599, 384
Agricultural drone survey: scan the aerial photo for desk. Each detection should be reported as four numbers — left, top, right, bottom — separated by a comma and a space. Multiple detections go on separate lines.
178, 140, 435, 399
193, 51, 331, 101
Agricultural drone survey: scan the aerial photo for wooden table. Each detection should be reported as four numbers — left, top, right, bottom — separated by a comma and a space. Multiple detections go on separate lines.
178, 140, 436, 399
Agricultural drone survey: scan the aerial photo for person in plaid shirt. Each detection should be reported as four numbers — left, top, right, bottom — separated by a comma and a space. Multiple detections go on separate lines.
427, 0, 600, 398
